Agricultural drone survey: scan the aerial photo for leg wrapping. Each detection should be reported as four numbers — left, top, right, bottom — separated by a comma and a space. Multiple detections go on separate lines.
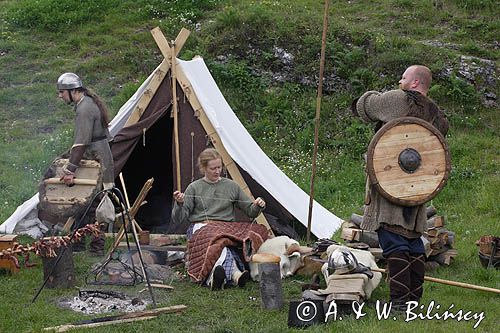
409, 253, 425, 302
387, 252, 411, 304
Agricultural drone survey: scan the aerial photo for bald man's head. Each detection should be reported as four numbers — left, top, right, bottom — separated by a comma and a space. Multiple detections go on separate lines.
399, 65, 432, 95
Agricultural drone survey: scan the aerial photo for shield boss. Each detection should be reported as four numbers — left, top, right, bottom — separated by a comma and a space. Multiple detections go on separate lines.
367, 117, 451, 206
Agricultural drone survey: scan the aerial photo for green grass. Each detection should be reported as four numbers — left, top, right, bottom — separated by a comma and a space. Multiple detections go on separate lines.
0, 0, 499, 332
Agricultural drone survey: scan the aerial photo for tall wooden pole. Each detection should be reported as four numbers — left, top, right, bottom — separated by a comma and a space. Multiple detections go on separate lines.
171, 40, 181, 191
307, 0, 330, 243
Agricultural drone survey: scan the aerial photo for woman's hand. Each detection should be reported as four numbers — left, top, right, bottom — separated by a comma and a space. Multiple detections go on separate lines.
253, 197, 266, 209
173, 191, 185, 204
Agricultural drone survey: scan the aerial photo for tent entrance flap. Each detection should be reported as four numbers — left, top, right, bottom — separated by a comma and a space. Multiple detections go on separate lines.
118, 114, 174, 233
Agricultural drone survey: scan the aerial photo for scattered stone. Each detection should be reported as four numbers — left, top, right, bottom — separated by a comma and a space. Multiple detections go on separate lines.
273, 46, 294, 66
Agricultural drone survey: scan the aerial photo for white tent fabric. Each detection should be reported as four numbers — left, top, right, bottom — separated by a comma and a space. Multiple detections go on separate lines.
180, 58, 342, 238
1, 58, 342, 239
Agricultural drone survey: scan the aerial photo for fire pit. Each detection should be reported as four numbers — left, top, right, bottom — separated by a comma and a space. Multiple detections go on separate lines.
58, 289, 148, 315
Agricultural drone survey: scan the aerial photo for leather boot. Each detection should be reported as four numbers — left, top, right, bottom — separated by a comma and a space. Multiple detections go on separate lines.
409, 253, 425, 302
386, 251, 411, 308
210, 265, 226, 290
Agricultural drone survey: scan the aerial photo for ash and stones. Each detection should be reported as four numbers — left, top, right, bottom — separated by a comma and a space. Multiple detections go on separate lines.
60, 290, 147, 314
88, 250, 183, 284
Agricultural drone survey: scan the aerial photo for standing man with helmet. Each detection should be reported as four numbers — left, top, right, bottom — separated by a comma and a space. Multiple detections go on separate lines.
57, 73, 114, 255
352, 65, 449, 310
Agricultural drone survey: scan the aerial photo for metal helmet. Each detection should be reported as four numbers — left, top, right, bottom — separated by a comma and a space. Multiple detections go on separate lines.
327, 249, 360, 275
57, 72, 83, 90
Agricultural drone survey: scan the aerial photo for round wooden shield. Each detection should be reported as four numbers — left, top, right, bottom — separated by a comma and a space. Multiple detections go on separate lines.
366, 117, 451, 206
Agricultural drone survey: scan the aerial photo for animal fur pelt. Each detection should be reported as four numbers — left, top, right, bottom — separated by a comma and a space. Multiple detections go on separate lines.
249, 235, 312, 281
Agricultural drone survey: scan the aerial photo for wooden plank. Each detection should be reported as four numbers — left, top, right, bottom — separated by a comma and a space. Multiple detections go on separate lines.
368, 247, 383, 260
44, 178, 97, 186
341, 227, 360, 241
151, 27, 190, 59
173, 28, 191, 56
117, 242, 186, 252
327, 293, 362, 302
43, 316, 158, 332
427, 215, 445, 228
44, 198, 87, 205
54, 159, 101, 168
124, 59, 170, 127
151, 27, 172, 59
376, 176, 447, 200
328, 278, 365, 295
150, 283, 174, 290
0, 235, 17, 242
62, 217, 75, 234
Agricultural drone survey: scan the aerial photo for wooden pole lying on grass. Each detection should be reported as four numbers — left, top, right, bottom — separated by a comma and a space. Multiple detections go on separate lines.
43, 305, 187, 332
372, 267, 500, 294
307, 0, 330, 244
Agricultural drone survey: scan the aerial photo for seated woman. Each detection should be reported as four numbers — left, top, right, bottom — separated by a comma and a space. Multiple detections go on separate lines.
172, 148, 268, 290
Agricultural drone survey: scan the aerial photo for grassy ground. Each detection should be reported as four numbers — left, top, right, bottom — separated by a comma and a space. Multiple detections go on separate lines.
0, 0, 498, 332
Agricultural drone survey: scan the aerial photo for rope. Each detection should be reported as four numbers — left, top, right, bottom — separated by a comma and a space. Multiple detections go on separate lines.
183, 194, 253, 204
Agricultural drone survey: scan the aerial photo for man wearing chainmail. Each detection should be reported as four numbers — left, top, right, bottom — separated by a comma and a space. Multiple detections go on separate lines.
57, 72, 114, 255
352, 65, 449, 310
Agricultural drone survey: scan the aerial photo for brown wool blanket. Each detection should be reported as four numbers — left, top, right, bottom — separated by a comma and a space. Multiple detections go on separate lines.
187, 221, 269, 283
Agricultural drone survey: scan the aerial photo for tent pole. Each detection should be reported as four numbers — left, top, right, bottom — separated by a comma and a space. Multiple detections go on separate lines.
171, 40, 181, 191
307, 0, 330, 244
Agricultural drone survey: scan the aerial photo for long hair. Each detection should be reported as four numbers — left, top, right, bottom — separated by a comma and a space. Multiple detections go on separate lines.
78, 87, 110, 128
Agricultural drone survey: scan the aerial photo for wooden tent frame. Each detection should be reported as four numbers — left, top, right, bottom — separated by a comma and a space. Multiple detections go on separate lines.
122, 27, 271, 232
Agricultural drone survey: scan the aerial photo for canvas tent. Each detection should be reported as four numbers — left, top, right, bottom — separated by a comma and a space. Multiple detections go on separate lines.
1, 28, 342, 239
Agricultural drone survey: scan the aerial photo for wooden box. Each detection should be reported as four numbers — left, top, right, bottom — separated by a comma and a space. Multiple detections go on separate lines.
0, 235, 19, 273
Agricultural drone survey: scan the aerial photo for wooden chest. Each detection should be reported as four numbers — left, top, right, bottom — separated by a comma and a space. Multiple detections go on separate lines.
0, 234, 19, 273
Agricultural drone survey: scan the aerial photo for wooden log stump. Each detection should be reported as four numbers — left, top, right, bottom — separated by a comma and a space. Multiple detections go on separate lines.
426, 205, 437, 218
349, 213, 363, 227
259, 262, 284, 310
42, 247, 75, 288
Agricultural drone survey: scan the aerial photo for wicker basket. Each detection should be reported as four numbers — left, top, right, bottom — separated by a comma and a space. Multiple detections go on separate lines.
476, 235, 500, 269
476, 235, 499, 256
